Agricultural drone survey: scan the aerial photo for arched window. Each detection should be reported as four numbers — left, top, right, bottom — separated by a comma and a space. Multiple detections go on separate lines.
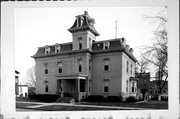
78, 58, 82, 72
57, 61, 62, 73
44, 63, 48, 74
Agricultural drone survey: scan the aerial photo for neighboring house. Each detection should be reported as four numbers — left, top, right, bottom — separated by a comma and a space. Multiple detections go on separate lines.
149, 80, 168, 96
18, 85, 28, 97
32, 11, 138, 101
135, 72, 150, 91
15, 70, 28, 97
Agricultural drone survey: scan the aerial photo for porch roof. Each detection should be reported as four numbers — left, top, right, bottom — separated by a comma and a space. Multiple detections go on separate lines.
56, 74, 87, 80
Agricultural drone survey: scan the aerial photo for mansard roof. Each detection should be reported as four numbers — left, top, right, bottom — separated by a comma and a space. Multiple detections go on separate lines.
68, 11, 100, 36
32, 38, 137, 62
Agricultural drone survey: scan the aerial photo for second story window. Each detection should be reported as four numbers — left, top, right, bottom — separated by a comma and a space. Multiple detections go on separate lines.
104, 59, 109, 71
58, 61, 62, 74
131, 64, 133, 75
44, 63, 48, 74
126, 61, 129, 74
55, 44, 61, 53
103, 42, 110, 50
78, 58, 82, 72
45, 45, 51, 54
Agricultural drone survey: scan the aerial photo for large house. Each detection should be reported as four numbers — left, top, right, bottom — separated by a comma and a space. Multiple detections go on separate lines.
32, 11, 138, 101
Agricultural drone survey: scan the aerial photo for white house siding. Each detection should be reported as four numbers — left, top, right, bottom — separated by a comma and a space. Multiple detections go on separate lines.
92, 52, 122, 97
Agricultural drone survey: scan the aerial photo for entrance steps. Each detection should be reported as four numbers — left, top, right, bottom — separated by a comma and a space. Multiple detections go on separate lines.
56, 97, 75, 104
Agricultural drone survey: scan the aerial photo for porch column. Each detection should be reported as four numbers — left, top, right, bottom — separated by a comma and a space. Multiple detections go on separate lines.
75, 78, 80, 101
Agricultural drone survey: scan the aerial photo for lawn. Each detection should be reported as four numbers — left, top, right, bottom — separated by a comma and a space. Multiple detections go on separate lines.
78, 100, 168, 109
35, 105, 125, 111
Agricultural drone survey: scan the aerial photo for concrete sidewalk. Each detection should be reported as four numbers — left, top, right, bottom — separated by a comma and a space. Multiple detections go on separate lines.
17, 101, 147, 110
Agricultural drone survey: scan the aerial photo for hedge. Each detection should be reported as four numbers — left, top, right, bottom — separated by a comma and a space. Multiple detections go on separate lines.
28, 94, 59, 102
86, 95, 104, 102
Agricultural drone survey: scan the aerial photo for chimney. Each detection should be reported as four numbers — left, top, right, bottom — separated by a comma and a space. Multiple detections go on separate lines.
126, 45, 130, 50
121, 37, 126, 47
129, 48, 134, 54
84, 11, 88, 15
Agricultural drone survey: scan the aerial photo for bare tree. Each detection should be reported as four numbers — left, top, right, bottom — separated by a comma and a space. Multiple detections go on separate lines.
142, 7, 168, 94
24, 66, 36, 88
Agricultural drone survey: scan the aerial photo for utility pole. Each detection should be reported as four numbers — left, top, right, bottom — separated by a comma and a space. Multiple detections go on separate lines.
114, 20, 119, 39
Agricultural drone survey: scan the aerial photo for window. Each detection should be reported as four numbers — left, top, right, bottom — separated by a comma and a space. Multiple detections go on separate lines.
78, 37, 82, 49
89, 38, 92, 49
126, 80, 128, 92
78, 58, 82, 72
58, 62, 62, 73
89, 59, 91, 71
79, 64, 82, 72
45, 84, 48, 92
103, 42, 110, 50
126, 61, 129, 73
130, 64, 133, 75
44, 63, 48, 74
132, 82, 135, 93
104, 79, 109, 93
55, 44, 61, 53
45, 69, 48, 74
104, 59, 109, 71
45, 46, 51, 54
80, 80, 86, 92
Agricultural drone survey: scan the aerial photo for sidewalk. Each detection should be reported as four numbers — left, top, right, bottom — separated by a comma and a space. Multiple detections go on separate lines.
17, 101, 147, 110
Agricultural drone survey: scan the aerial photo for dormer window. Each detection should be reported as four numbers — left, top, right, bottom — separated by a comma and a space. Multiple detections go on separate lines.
45, 46, 50, 54
55, 44, 61, 53
103, 42, 110, 50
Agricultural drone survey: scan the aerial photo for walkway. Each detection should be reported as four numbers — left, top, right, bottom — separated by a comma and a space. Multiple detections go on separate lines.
16, 101, 147, 110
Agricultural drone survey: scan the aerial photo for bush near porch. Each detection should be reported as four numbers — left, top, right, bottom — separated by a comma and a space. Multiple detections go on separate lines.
28, 94, 59, 102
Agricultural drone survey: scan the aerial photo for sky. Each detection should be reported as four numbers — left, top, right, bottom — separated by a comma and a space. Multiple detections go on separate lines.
14, 7, 166, 83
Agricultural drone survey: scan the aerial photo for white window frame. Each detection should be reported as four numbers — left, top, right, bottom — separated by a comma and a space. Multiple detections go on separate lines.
45, 46, 51, 54
57, 61, 63, 74
103, 79, 109, 93
55, 44, 61, 53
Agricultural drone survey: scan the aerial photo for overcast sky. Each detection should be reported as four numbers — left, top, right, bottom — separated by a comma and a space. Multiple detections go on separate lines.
14, 7, 166, 83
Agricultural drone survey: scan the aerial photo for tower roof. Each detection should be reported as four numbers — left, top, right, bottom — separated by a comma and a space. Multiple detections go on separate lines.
68, 11, 100, 36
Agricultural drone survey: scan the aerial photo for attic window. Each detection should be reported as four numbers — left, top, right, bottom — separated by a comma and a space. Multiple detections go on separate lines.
45, 46, 50, 54
103, 42, 110, 50
55, 44, 61, 53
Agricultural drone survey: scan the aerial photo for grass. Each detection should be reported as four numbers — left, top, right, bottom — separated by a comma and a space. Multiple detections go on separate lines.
16, 102, 39, 108
35, 105, 125, 111
78, 100, 168, 109
16, 97, 168, 111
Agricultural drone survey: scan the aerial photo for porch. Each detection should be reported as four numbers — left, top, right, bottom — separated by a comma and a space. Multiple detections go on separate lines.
56, 74, 88, 102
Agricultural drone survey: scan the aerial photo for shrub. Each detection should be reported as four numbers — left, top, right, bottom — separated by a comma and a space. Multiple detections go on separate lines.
86, 95, 104, 102
106, 96, 122, 102
125, 96, 137, 102
28, 94, 59, 102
